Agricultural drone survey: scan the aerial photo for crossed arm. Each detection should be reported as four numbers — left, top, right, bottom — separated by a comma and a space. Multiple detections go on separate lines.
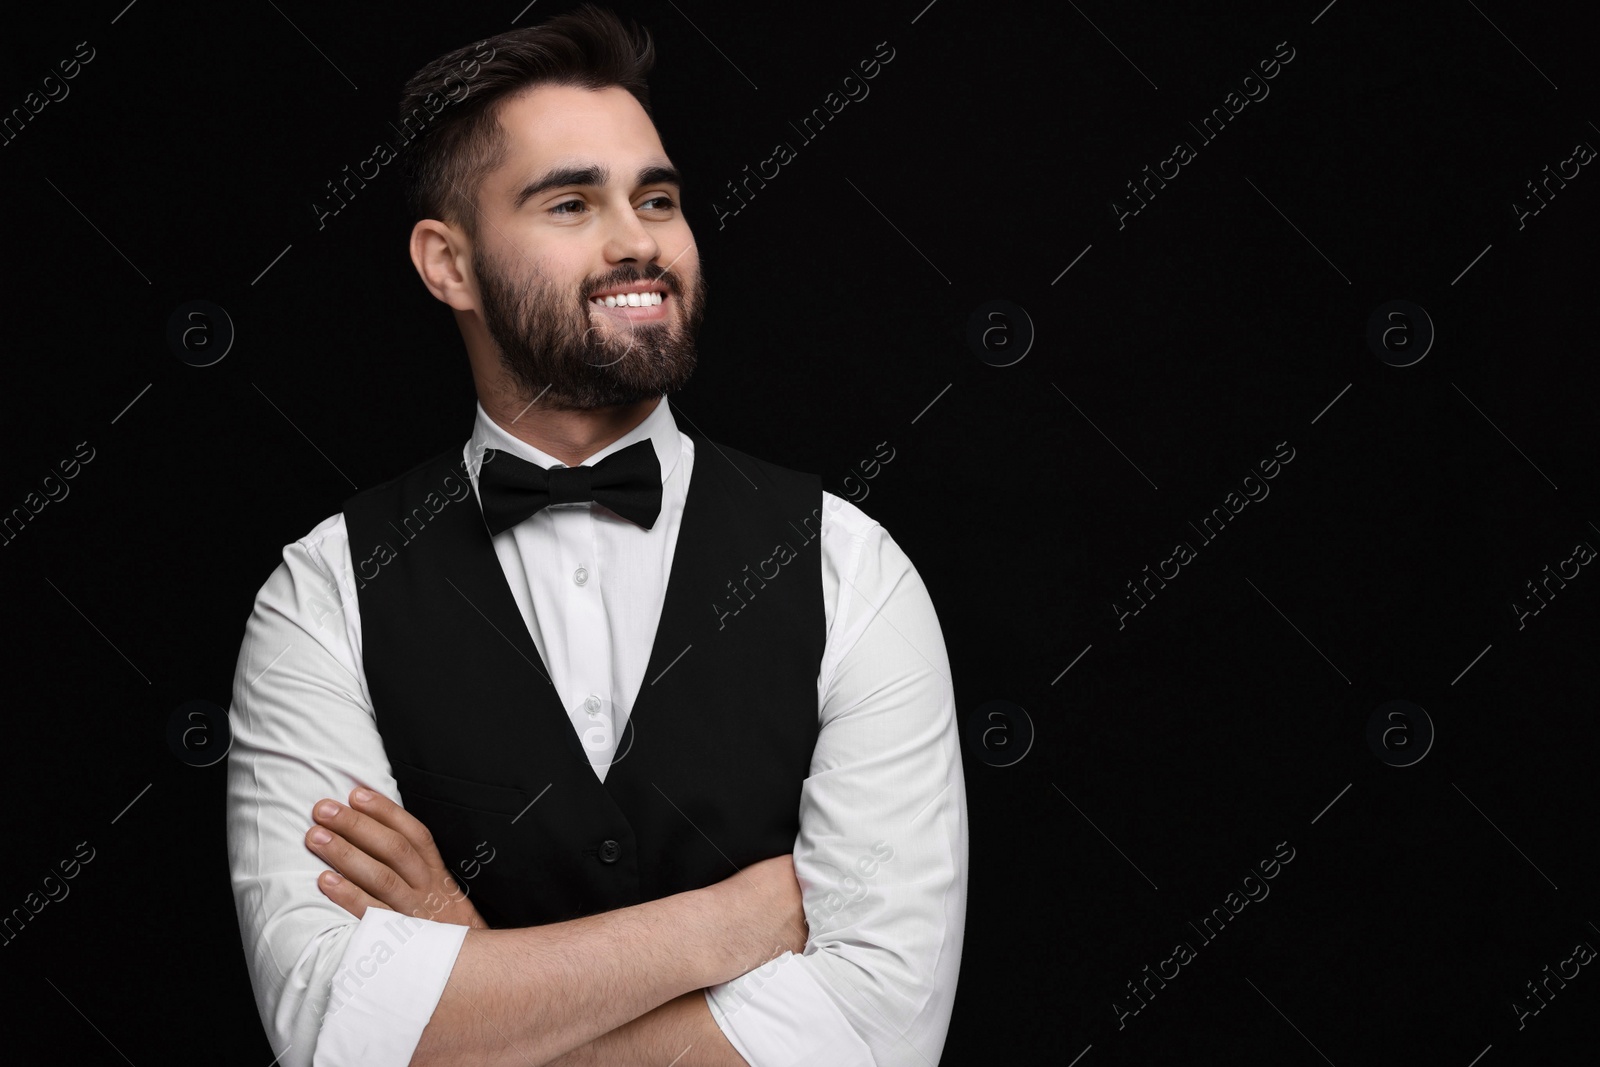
305, 786, 804, 1066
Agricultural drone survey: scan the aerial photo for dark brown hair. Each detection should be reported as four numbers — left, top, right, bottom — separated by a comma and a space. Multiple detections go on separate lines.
396, 4, 655, 242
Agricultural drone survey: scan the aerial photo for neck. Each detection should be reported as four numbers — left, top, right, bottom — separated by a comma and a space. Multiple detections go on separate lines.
480, 393, 661, 468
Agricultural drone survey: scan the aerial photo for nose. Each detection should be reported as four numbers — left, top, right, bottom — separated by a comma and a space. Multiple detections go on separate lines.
604, 201, 661, 266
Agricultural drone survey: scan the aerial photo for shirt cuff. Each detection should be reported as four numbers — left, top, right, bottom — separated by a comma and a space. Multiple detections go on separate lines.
704, 951, 876, 1067
311, 908, 469, 1067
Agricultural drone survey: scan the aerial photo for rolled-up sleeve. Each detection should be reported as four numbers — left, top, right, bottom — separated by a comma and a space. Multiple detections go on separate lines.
226, 513, 467, 1067
704, 495, 969, 1066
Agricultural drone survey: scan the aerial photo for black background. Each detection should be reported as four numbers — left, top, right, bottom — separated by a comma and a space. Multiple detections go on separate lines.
3, 0, 1597, 1063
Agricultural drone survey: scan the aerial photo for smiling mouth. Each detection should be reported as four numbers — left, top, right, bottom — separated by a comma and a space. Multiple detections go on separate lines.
589, 291, 665, 308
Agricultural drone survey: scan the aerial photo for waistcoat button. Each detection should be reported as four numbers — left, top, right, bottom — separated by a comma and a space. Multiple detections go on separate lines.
598, 838, 621, 864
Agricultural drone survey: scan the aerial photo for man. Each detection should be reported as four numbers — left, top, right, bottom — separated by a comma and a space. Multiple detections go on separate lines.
226, 6, 967, 1065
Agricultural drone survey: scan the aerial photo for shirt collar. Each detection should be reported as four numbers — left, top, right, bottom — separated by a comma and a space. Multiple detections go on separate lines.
467, 393, 683, 488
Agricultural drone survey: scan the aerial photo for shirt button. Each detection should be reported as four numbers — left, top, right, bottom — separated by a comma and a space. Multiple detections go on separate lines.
574, 566, 588, 586
584, 695, 601, 713
598, 839, 621, 864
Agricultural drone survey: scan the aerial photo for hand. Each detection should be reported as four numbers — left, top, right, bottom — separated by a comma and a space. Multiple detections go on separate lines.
305, 786, 489, 930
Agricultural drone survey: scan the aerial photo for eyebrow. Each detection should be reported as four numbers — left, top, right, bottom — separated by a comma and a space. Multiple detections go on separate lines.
512, 163, 683, 211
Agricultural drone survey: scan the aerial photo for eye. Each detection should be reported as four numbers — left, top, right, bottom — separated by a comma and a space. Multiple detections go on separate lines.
549, 199, 587, 216
639, 195, 677, 212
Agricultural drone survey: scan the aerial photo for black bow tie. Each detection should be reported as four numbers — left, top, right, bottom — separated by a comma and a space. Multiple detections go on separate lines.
477, 439, 663, 535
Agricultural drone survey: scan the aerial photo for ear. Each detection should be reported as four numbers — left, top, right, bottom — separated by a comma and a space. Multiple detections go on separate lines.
411, 219, 477, 310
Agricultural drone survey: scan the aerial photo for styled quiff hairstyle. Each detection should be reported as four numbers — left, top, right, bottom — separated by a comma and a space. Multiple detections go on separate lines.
396, 3, 655, 242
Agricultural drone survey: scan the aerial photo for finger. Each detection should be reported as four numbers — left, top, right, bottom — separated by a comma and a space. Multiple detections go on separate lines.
348, 786, 444, 868
347, 787, 467, 902
305, 824, 414, 912
316, 868, 394, 921
312, 797, 433, 890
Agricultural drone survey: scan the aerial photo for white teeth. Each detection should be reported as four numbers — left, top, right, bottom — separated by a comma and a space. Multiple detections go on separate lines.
591, 291, 664, 307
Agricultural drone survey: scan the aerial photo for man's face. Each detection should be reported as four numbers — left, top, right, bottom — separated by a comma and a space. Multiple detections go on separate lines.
470, 84, 705, 411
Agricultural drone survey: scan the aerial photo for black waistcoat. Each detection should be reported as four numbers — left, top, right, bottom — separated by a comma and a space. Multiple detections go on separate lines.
341, 430, 824, 928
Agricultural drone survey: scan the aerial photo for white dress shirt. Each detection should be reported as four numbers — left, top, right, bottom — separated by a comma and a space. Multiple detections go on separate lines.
226, 394, 968, 1067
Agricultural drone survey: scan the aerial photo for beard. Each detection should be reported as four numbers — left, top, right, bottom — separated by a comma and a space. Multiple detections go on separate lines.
474, 243, 706, 412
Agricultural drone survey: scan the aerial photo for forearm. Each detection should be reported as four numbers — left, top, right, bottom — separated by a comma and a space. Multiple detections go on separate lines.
543, 990, 748, 1067
408, 882, 758, 1067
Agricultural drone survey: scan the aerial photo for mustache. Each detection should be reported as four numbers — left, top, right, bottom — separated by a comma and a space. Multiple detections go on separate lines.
582, 265, 682, 299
